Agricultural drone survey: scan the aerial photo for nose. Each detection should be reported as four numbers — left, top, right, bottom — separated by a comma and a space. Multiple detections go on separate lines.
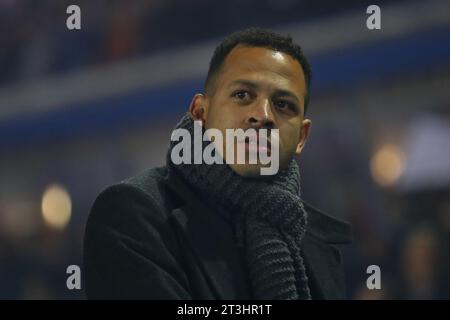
246, 98, 275, 129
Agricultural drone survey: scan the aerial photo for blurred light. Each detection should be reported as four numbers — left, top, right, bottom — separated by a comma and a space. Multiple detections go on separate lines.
41, 184, 72, 230
0, 201, 38, 240
397, 116, 450, 192
371, 144, 405, 187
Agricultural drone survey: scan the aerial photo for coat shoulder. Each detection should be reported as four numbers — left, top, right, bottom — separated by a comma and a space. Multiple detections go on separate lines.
86, 166, 177, 229
122, 166, 168, 196
84, 166, 193, 298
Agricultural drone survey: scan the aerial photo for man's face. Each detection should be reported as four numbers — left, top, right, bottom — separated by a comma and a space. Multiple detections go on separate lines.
191, 45, 311, 177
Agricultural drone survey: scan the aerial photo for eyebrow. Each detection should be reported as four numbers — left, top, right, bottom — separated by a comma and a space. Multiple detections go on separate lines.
229, 79, 301, 104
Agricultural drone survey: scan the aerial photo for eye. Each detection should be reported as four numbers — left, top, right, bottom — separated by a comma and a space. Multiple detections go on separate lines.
232, 90, 251, 100
274, 100, 293, 111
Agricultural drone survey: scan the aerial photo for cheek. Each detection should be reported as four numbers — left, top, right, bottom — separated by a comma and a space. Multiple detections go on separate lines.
207, 103, 239, 130
279, 124, 301, 152
205, 108, 227, 132
204, 104, 220, 130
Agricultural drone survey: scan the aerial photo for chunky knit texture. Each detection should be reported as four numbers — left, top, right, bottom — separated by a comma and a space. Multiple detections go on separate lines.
167, 113, 311, 299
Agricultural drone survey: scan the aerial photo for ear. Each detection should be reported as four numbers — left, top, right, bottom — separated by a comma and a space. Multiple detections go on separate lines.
295, 118, 311, 155
189, 93, 208, 125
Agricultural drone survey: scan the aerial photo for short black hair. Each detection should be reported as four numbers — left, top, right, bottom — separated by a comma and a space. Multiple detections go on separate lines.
204, 27, 312, 115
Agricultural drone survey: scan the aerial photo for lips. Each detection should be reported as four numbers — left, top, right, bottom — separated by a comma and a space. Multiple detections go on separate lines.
243, 136, 271, 154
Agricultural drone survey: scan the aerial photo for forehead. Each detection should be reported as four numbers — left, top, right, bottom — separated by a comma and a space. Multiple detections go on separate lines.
218, 45, 306, 94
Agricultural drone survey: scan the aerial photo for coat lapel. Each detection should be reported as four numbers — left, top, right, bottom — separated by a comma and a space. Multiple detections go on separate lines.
301, 201, 353, 299
165, 168, 251, 299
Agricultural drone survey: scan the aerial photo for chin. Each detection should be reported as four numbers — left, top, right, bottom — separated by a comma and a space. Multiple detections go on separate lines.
229, 163, 268, 179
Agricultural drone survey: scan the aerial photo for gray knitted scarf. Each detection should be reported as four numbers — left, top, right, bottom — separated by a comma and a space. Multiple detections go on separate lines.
167, 113, 311, 299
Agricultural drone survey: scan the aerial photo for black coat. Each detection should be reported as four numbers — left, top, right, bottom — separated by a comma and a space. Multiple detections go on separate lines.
83, 166, 352, 299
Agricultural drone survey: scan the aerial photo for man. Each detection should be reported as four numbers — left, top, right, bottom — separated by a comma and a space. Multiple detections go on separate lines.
84, 28, 352, 299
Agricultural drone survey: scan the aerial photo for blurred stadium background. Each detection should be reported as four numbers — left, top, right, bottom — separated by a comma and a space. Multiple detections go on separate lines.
1, 0, 450, 299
